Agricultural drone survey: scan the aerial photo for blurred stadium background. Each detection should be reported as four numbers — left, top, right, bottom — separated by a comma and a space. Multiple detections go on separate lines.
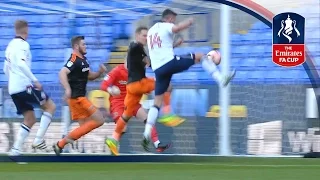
0, 0, 319, 156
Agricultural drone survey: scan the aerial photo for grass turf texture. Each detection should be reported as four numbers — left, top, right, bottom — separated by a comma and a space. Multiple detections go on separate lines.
0, 157, 320, 180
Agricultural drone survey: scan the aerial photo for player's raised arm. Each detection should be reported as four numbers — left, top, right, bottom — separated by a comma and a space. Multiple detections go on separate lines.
172, 18, 193, 33
160, 9, 193, 34
88, 64, 106, 80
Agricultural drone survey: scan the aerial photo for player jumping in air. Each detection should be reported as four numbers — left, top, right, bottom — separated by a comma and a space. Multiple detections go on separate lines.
53, 36, 107, 155
4, 20, 56, 156
105, 26, 176, 156
101, 59, 171, 154
142, 9, 236, 149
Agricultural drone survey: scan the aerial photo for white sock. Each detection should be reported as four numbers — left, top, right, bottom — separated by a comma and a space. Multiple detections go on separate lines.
154, 140, 160, 148
62, 106, 71, 137
201, 56, 222, 83
34, 112, 52, 144
13, 123, 30, 151
144, 106, 159, 138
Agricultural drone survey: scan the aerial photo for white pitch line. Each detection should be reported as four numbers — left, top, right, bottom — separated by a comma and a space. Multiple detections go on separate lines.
137, 162, 320, 167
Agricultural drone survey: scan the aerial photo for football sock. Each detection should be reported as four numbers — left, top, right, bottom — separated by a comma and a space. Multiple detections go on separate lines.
58, 120, 101, 148
13, 123, 30, 151
144, 106, 160, 138
112, 117, 126, 141
201, 56, 222, 83
151, 126, 160, 148
62, 107, 71, 137
34, 112, 52, 145
163, 92, 171, 114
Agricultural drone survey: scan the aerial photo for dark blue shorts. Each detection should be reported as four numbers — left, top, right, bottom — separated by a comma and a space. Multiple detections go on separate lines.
154, 54, 195, 95
10, 87, 49, 115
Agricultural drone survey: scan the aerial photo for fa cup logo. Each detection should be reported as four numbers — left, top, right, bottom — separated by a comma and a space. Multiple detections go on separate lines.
277, 15, 300, 43
272, 12, 305, 67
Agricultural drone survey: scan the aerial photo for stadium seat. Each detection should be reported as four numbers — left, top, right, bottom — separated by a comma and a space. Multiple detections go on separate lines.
231, 34, 244, 45
77, 17, 96, 26
41, 15, 63, 25
314, 56, 320, 66
264, 45, 272, 55
78, 26, 96, 36
260, 31, 272, 44
2, 28, 14, 37
248, 71, 263, 81
125, 24, 133, 38
232, 45, 250, 58
99, 25, 113, 36
0, 74, 7, 82
250, 21, 270, 33
265, 70, 281, 82
234, 70, 249, 82
251, 45, 265, 57
244, 33, 256, 42
241, 58, 257, 68
257, 57, 275, 68
37, 73, 58, 82
308, 43, 320, 57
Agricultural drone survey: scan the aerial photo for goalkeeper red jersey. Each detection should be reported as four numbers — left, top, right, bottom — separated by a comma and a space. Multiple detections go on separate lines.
100, 64, 127, 108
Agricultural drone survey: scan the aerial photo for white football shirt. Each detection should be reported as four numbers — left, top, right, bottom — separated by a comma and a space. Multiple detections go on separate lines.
147, 22, 175, 71
4, 37, 36, 95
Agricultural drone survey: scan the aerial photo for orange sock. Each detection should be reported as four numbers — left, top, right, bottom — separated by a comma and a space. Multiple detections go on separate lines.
58, 120, 102, 148
112, 117, 127, 141
163, 92, 171, 114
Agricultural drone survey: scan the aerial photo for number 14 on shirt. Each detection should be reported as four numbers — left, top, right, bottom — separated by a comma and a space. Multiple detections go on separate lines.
149, 33, 162, 49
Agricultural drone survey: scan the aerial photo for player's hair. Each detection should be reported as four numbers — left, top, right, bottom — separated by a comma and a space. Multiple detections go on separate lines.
162, 9, 177, 19
71, 36, 85, 48
14, 20, 28, 34
135, 26, 148, 34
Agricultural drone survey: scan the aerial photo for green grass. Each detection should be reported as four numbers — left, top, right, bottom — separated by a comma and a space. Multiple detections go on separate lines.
0, 157, 320, 180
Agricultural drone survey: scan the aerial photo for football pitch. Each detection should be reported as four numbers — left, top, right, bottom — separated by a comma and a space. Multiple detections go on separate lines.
1, 157, 320, 180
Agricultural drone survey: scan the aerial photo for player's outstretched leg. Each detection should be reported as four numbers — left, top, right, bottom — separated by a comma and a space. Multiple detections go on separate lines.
200, 51, 236, 87
32, 99, 56, 151
53, 110, 105, 156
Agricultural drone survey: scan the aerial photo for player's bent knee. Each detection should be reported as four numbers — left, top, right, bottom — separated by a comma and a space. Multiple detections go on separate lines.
154, 95, 164, 107
135, 107, 147, 121
194, 53, 204, 63
121, 114, 132, 122
91, 110, 105, 124
42, 99, 56, 114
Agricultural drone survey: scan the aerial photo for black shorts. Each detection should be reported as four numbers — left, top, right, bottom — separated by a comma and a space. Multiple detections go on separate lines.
10, 87, 49, 115
154, 53, 195, 95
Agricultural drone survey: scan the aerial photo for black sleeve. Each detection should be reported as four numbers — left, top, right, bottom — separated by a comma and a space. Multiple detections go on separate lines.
64, 59, 77, 72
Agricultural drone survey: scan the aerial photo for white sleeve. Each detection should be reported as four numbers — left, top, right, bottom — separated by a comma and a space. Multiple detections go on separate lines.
16, 47, 38, 82
165, 23, 175, 34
